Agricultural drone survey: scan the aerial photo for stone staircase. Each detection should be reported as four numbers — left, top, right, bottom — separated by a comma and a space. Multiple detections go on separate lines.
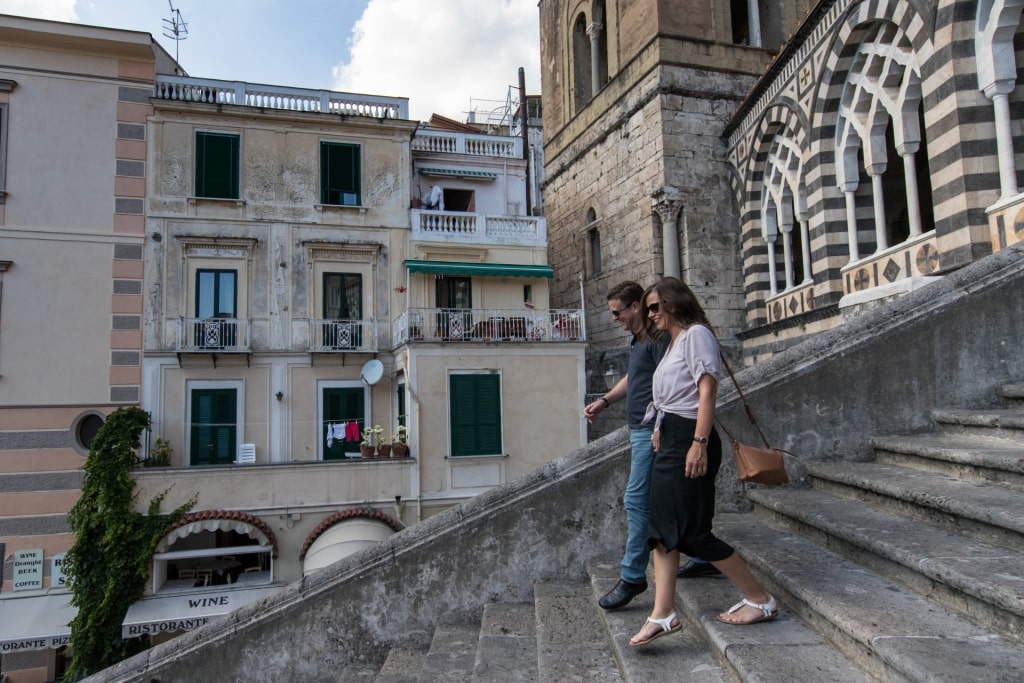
333, 383, 1024, 682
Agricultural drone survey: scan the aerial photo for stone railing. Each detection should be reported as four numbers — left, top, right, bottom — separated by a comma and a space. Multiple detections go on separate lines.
410, 210, 546, 246
393, 308, 584, 347
412, 129, 522, 158
154, 75, 409, 119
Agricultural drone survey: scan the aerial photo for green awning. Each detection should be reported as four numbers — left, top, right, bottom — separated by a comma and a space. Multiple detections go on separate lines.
418, 167, 497, 180
405, 260, 553, 278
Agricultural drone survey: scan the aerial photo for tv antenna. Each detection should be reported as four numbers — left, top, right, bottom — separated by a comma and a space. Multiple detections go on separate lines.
163, 1, 189, 63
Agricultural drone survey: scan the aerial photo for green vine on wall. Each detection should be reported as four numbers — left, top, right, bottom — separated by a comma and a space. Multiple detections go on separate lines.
63, 407, 196, 680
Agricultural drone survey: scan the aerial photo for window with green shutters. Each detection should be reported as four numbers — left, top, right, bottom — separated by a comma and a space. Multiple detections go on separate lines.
320, 141, 360, 205
195, 131, 240, 199
449, 373, 502, 456
190, 388, 237, 465
322, 386, 364, 460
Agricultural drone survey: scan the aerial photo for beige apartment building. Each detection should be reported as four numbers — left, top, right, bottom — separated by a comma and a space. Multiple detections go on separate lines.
1, 14, 584, 682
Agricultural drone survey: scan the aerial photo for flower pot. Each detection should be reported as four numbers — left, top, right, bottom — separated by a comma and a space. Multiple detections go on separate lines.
391, 443, 409, 458
360, 445, 375, 459
377, 444, 392, 458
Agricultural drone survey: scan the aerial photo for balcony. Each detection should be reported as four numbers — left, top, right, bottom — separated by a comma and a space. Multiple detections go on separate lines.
308, 319, 379, 353
178, 317, 250, 353
393, 308, 585, 347
410, 210, 546, 247
153, 75, 409, 119
412, 129, 522, 158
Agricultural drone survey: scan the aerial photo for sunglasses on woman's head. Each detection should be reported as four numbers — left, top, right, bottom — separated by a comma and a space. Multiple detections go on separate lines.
647, 302, 660, 313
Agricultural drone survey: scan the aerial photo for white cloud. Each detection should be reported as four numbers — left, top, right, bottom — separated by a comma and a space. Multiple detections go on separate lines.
0, 0, 77, 21
332, 0, 540, 123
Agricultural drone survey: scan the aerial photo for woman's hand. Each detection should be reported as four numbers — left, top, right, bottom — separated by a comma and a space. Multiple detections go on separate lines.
686, 443, 708, 478
651, 430, 660, 452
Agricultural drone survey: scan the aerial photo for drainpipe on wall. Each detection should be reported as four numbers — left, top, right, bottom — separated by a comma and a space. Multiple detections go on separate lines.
518, 67, 531, 215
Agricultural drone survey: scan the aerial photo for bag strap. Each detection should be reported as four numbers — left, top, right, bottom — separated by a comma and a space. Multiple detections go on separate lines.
717, 352, 771, 449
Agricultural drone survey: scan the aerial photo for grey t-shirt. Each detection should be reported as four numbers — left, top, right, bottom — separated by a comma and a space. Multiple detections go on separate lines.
625, 331, 669, 429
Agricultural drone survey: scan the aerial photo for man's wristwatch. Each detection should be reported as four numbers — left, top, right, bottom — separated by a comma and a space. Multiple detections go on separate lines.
599, 396, 610, 408
693, 436, 709, 445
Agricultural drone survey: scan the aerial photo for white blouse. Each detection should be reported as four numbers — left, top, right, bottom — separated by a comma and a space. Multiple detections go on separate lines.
643, 324, 720, 429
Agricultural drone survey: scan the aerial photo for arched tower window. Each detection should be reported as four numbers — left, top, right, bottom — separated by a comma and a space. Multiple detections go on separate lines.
585, 208, 601, 276
572, 13, 593, 113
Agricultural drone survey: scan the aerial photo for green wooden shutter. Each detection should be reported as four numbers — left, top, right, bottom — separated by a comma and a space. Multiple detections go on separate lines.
190, 389, 237, 465
450, 374, 502, 456
320, 142, 360, 205
196, 132, 240, 199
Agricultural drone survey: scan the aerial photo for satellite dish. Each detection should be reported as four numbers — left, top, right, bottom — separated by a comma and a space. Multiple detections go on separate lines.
360, 359, 384, 386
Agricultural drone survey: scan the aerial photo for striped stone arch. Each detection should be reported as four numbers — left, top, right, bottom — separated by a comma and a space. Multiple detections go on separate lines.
807, 0, 939, 266
811, 0, 933, 165
738, 102, 811, 320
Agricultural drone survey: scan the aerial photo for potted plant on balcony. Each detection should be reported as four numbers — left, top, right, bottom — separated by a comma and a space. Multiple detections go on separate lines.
377, 431, 393, 458
144, 437, 173, 467
391, 425, 409, 458
360, 427, 376, 459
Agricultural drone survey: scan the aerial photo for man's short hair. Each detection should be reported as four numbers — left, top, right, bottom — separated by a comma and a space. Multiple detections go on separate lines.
607, 281, 644, 306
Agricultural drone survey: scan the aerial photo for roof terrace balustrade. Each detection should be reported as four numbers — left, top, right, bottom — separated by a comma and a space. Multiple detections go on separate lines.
412, 129, 522, 158
393, 308, 585, 347
154, 75, 409, 119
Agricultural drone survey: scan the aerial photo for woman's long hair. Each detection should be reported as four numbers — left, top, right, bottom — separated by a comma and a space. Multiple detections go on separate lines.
644, 277, 712, 330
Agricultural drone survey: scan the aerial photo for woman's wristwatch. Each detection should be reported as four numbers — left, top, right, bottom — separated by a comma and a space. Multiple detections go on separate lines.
599, 396, 610, 408
692, 435, 709, 445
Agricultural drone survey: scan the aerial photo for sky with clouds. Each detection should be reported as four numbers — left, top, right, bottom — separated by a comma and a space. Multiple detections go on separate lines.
0, 0, 542, 123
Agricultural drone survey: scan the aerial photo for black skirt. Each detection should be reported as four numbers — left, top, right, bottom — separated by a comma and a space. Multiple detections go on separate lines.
647, 413, 734, 561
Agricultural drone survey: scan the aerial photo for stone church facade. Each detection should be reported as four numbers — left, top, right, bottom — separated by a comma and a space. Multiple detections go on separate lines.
538, 0, 810, 428
542, 0, 1024, 433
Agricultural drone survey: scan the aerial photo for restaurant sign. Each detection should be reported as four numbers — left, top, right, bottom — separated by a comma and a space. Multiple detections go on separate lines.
1, 635, 71, 653
122, 586, 279, 638
13, 549, 44, 591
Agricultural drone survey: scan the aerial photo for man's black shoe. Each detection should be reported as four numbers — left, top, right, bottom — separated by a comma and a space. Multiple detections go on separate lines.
677, 559, 721, 579
598, 579, 648, 609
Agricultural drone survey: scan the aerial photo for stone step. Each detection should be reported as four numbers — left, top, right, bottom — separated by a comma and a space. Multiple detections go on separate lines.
870, 433, 1024, 490
1000, 382, 1024, 408
746, 486, 1024, 641
374, 646, 428, 683
714, 513, 1024, 683
471, 603, 538, 683
932, 408, 1024, 441
804, 460, 1024, 552
533, 581, 623, 682
416, 622, 480, 682
587, 562, 732, 683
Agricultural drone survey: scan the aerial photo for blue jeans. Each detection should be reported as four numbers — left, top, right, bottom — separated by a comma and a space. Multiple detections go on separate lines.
621, 426, 655, 584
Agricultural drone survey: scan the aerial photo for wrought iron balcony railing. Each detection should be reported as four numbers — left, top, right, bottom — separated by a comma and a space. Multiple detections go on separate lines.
308, 319, 379, 353
177, 317, 250, 353
392, 308, 585, 347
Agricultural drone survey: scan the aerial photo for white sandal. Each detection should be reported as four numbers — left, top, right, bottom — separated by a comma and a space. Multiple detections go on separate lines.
629, 611, 682, 646
717, 595, 778, 625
